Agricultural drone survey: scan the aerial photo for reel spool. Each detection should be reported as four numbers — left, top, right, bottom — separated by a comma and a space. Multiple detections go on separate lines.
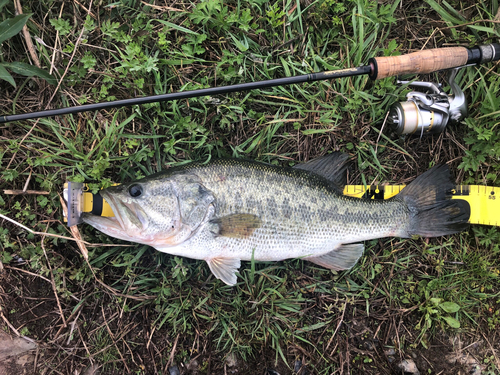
389, 68, 467, 135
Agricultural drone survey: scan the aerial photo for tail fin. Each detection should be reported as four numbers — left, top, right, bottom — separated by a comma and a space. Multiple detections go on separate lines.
397, 165, 470, 237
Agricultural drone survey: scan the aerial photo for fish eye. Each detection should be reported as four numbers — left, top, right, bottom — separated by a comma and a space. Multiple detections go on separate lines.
128, 184, 143, 198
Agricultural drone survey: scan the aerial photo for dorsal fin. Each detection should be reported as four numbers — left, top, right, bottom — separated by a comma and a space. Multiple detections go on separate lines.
293, 152, 350, 189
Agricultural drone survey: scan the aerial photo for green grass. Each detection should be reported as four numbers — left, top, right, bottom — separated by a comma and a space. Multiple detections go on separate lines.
1, 0, 500, 374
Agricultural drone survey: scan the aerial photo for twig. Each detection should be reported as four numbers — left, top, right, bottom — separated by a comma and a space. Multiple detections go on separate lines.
0, 310, 21, 336
1, 206, 155, 302
461, 340, 482, 352
101, 305, 130, 372
421, 28, 437, 50
326, 302, 346, 355
14, 0, 41, 68
81, 255, 155, 301
7, 2, 43, 168
6, 119, 40, 169
22, 170, 32, 192
49, 2, 64, 75
4, 265, 51, 283
495, 5, 500, 36
481, 331, 500, 371
45, 0, 94, 108
3, 190, 50, 195
375, 110, 390, 154
0, 212, 132, 247
440, 19, 500, 30
466, 60, 500, 91
77, 324, 93, 360
66, 308, 82, 345
59, 193, 89, 260
41, 230, 67, 328
52, 302, 83, 342
146, 326, 156, 350
122, 339, 139, 368
395, 317, 403, 360
141, 0, 184, 11
164, 333, 180, 372
33, 346, 39, 373
73, 0, 97, 18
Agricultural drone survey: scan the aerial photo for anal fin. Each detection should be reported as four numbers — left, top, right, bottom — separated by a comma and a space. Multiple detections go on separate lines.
306, 243, 364, 271
207, 258, 241, 285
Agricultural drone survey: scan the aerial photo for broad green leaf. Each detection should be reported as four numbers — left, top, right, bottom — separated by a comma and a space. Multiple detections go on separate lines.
0, 14, 32, 45
443, 316, 460, 328
0, 63, 15, 87
2, 62, 57, 85
302, 128, 336, 135
424, 0, 461, 24
150, 19, 199, 35
296, 321, 330, 333
229, 33, 248, 52
468, 25, 499, 35
441, 0, 466, 22
0, 0, 9, 12
49, 18, 72, 36
430, 297, 442, 306
439, 301, 460, 313
161, 59, 197, 66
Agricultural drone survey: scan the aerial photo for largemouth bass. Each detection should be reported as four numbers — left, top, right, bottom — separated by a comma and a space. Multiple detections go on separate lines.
83, 153, 470, 285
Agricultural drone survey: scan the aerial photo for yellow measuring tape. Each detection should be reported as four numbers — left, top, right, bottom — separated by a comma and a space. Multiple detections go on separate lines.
66, 184, 500, 226
343, 185, 500, 226
82, 189, 115, 217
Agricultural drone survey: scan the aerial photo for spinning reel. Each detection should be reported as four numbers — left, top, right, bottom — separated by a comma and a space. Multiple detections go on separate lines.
389, 68, 467, 135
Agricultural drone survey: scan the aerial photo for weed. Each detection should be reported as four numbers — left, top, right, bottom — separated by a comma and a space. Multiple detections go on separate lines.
0, 4, 54, 87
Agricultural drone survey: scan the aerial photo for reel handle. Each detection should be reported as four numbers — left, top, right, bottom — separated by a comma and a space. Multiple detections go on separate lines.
369, 43, 500, 80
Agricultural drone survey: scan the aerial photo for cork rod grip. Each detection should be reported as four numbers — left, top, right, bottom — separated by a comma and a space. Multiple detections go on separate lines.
370, 47, 469, 80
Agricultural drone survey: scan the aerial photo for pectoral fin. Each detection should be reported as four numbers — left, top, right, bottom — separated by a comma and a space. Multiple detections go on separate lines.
211, 214, 262, 239
306, 243, 364, 270
207, 258, 241, 285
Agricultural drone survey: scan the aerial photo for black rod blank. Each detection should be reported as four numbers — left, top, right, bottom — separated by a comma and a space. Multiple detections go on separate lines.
0, 66, 372, 124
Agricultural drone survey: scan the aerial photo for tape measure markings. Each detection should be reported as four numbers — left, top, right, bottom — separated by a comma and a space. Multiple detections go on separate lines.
343, 184, 500, 226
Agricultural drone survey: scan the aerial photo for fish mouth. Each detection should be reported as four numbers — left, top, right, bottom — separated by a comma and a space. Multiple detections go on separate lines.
82, 191, 149, 243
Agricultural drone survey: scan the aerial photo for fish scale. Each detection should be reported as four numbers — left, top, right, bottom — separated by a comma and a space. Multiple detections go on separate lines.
199, 160, 405, 242
83, 154, 470, 285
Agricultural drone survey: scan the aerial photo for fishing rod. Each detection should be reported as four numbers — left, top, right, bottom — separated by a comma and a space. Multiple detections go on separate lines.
1, 43, 499, 126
